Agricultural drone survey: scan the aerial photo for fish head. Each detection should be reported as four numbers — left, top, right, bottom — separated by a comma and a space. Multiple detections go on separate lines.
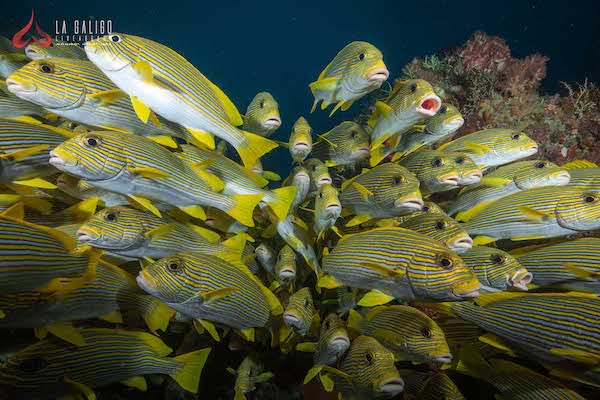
255, 243, 275, 264
275, 245, 297, 282
283, 287, 314, 335
49, 131, 128, 181
77, 206, 145, 249
557, 191, 600, 231
290, 166, 311, 194
327, 121, 371, 164
332, 42, 389, 93
84, 33, 137, 72
136, 255, 193, 303
24, 42, 54, 60
426, 104, 464, 136
461, 247, 523, 291
320, 313, 350, 357
6, 59, 85, 109
235, 356, 263, 394
359, 164, 422, 212
450, 153, 482, 185
514, 160, 571, 189
306, 159, 332, 188
490, 130, 538, 163
0, 342, 64, 393
403, 214, 472, 254
246, 92, 281, 133
289, 117, 313, 159
402, 314, 452, 363
387, 79, 441, 119
315, 184, 341, 219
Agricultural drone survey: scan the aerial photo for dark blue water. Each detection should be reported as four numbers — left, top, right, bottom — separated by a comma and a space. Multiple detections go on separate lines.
2, 0, 599, 175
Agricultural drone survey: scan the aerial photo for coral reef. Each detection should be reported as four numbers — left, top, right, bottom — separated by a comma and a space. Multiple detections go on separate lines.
400, 31, 599, 164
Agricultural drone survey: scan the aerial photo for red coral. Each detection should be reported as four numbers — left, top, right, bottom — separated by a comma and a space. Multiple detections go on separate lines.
498, 54, 549, 96
451, 31, 511, 74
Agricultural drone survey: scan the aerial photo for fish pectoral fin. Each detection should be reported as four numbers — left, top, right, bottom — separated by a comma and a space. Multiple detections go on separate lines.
317, 274, 342, 289
518, 206, 551, 222
132, 60, 154, 83
64, 377, 96, 400
198, 287, 237, 305
120, 376, 147, 391
226, 367, 237, 376
346, 214, 372, 227
12, 177, 57, 189
186, 127, 216, 150
320, 373, 335, 392
472, 235, 496, 245
256, 372, 274, 383
351, 182, 373, 201
478, 333, 517, 357
359, 262, 404, 278
145, 223, 177, 241
47, 322, 86, 346
130, 95, 151, 124
357, 289, 395, 307
303, 365, 324, 384
375, 101, 394, 116
147, 135, 178, 148
148, 110, 161, 127
309, 76, 340, 93
194, 319, 220, 342
550, 348, 600, 365
296, 342, 318, 352
479, 177, 513, 188
563, 263, 598, 280
0, 144, 49, 161
127, 165, 171, 179
99, 310, 123, 323
238, 327, 255, 342
329, 101, 346, 117
87, 89, 127, 105
179, 205, 206, 220
463, 141, 491, 155
262, 170, 281, 181
128, 195, 161, 217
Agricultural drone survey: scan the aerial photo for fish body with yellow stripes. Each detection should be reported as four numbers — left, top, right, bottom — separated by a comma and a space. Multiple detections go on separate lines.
84, 33, 277, 168
400, 149, 464, 195
288, 116, 313, 164
311, 121, 370, 168
460, 246, 531, 291
310, 41, 389, 116
25, 40, 88, 60
399, 213, 473, 254
313, 183, 341, 241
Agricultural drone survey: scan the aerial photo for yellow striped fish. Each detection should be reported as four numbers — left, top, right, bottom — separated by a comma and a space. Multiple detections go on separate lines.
6, 57, 193, 147
321, 227, 480, 302
400, 371, 465, 400
0, 118, 70, 188
313, 183, 341, 241
176, 144, 296, 221
56, 173, 129, 207
565, 165, 600, 192
0, 215, 100, 294
76, 205, 250, 260
449, 159, 571, 219
0, 36, 27, 79
311, 121, 370, 168
25, 40, 88, 60
349, 305, 452, 363
340, 163, 423, 226
49, 130, 263, 226
84, 33, 277, 168
288, 116, 313, 164
516, 238, 600, 293
0, 93, 50, 121
400, 212, 473, 253
310, 41, 388, 116
450, 151, 483, 185
283, 166, 311, 211
400, 149, 462, 195
305, 158, 332, 193
137, 251, 282, 330
462, 187, 600, 245
374, 200, 445, 227
227, 355, 273, 400
460, 246, 531, 292
438, 128, 538, 169
283, 287, 316, 336
369, 79, 441, 156
0, 328, 210, 398
242, 92, 281, 137
297, 313, 350, 366
273, 244, 297, 289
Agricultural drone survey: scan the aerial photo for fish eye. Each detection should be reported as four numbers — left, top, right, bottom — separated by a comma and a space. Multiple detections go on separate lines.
435, 220, 447, 230
438, 256, 453, 269
455, 156, 465, 165
584, 195, 597, 203
438, 105, 447, 114
312, 165, 317, 172
346, 286, 353, 293
259, 101, 265, 109
350, 131, 357, 139
410, 83, 417, 93
324, 320, 330, 330
167, 261, 181, 272
421, 327, 432, 338
84, 136, 100, 148
431, 157, 443, 167
110, 35, 121, 43
358, 53, 365, 61
491, 254, 504, 264
512, 133, 521, 140
534, 162, 546, 169
319, 192, 323, 199
422, 205, 430, 212
393, 175, 405, 185
304, 297, 310, 308
365, 352, 373, 364
18, 357, 47, 373
39, 63, 54, 74
68, 122, 77, 129
104, 212, 117, 221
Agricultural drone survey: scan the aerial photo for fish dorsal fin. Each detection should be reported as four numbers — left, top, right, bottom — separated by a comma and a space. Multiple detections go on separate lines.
206, 80, 243, 126
357, 289, 395, 307
0, 202, 24, 219
561, 160, 598, 169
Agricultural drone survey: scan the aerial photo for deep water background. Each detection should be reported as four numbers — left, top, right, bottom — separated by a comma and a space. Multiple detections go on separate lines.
2, 0, 599, 176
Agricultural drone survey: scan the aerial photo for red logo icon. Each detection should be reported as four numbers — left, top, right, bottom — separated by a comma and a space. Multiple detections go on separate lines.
12, 10, 52, 49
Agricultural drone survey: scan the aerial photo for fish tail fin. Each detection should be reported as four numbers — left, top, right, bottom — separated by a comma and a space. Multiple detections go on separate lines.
456, 344, 492, 379
369, 145, 390, 167
347, 309, 364, 333
136, 295, 175, 333
236, 130, 278, 168
171, 348, 212, 393
218, 232, 250, 259
265, 186, 297, 221
224, 194, 263, 227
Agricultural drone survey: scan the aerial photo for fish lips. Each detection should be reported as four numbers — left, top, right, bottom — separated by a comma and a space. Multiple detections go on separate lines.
507, 269, 532, 291
49, 149, 78, 169
136, 270, 159, 294
432, 354, 453, 364
376, 377, 405, 397
329, 335, 350, 351
365, 64, 390, 83
262, 117, 281, 129
448, 235, 473, 253
459, 170, 483, 185
416, 95, 442, 117
75, 227, 101, 243
394, 196, 424, 211
5, 77, 37, 94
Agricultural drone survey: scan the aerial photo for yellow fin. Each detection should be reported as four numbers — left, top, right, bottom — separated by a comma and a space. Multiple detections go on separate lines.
347, 309, 364, 332
225, 193, 262, 227
47, 322, 86, 346
0, 144, 49, 161
132, 60, 154, 83
561, 160, 598, 169
266, 186, 297, 221
130, 95, 151, 123
129, 195, 161, 217
317, 274, 342, 289
309, 76, 340, 94
64, 377, 96, 400
303, 365, 324, 384
296, 342, 318, 352
200, 287, 237, 305
14, 115, 43, 125
262, 171, 281, 181
220, 233, 248, 257
234, 389, 247, 400
196, 319, 220, 342
564, 263, 597, 279
320, 101, 330, 110
87, 89, 127, 105
479, 177, 513, 188
99, 310, 123, 323
320, 374, 335, 392
478, 333, 517, 357
170, 348, 212, 393
1, 202, 24, 219
147, 135, 178, 148
189, 164, 225, 192
139, 297, 175, 333
341, 100, 353, 111
186, 127, 216, 150
179, 205, 206, 220
351, 182, 373, 201
128, 165, 171, 179
357, 289, 395, 307
472, 235, 496, 245
206, 81, 243, 126
237, 130, 278, 168
148, 110, 161, 127
58, 197, 99, 221
455, 200, 494, 222
550, 348, 600, 365
375, 101, 394, 116
238, 327, 255, 342
256, 371, 273, 382
189, 224, 221, 243
329, 101, 346, 117
21, 197, 54, 213
463, 141, 491, 155
120, 376, 147, 392
346, 214, 372, 227
145, 223, 177, 241
518, 206, 550, 222
12, 177, 56, 189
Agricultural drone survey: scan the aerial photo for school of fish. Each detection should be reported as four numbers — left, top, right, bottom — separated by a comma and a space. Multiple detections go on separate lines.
0, 33, 598, 399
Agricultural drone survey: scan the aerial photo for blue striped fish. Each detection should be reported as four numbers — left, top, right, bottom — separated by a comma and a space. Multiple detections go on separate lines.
297, 313, 349, 366
25, 40, 88, 60
399, 213, 473, 253
49, 130, 263, 226
0, 36, 27, 79
7, 57, 193, 148
348, 305, 452, 363
283, 287, 316, 336
242, 92, 281, 137
311, 121, 370, 168
137, 251, 283, 330
84, 33, 277, 168
460, 246, 531, 292
0, 328, 210, 398
310, 41, 388, 116
400, 149, 463, 195
0, 93, 50, 121
322, 227, 480, 302
462, 187, 600, 245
